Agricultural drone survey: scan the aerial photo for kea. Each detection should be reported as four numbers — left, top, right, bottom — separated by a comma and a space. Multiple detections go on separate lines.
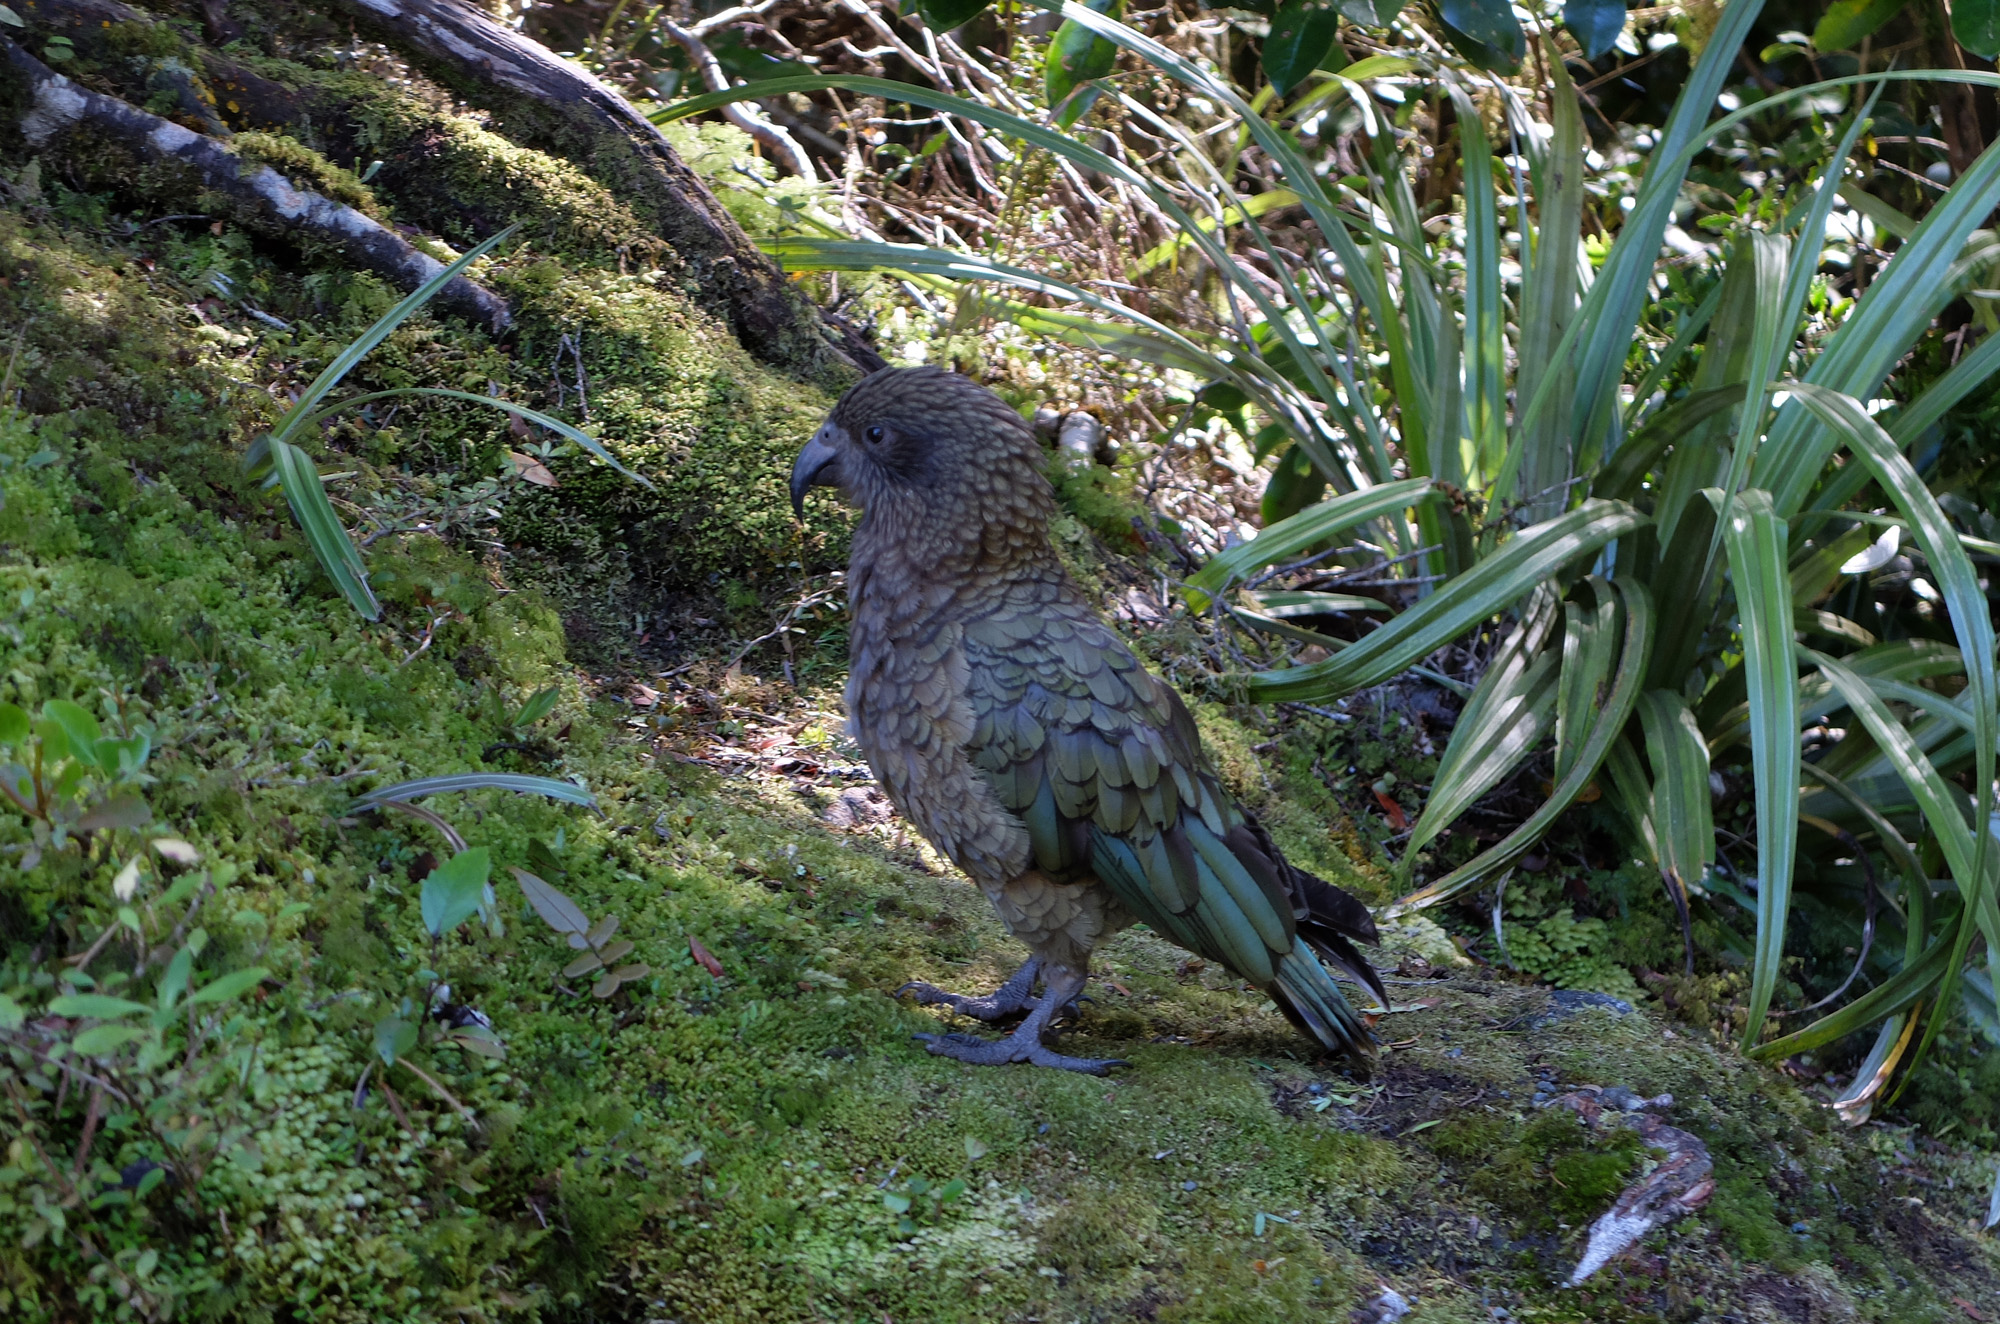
791, 366, 1386, 1075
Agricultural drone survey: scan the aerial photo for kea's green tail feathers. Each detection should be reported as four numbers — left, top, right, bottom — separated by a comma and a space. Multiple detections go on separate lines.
1271, 938, 1376, 1063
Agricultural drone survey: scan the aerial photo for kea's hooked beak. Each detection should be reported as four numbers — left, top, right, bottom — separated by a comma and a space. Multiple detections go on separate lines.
790, 425, 843, 521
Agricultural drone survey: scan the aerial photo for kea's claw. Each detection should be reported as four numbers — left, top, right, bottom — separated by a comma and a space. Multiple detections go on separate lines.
914, 1031, 1129, 1076
895, 955, 1047, 1023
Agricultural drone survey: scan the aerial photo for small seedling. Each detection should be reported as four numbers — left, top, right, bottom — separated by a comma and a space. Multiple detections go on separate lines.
511, 865, 650, 998
0, 699, 155, 868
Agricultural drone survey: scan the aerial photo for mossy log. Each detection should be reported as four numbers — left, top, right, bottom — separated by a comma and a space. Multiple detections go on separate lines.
318, 0, 853, 371
3, 0, 870, 376
2, 35, 512, 329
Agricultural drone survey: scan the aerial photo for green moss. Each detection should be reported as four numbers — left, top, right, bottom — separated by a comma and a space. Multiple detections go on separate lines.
231, 131, 383, 216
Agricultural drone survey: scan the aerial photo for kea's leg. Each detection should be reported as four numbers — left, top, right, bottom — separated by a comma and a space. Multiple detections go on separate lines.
896, 956, 1043, 1023
914, 964, 1127, 1076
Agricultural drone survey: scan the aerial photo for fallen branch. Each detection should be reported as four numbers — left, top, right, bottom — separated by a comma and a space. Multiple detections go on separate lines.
659, 17, 817, 182
1, 37, 511, 332
1553, 1086, 1715, 1286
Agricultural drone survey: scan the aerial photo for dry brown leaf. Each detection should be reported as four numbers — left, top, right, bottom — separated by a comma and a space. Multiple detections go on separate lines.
688, 934, 724, 978
510, 450, 558, 487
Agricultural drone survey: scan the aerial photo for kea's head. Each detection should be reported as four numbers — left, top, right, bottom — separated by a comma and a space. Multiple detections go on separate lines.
790, 367, 1052, 555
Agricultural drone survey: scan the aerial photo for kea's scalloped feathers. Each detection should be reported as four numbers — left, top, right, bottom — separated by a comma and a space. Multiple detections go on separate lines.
828, 368, 1383, 1062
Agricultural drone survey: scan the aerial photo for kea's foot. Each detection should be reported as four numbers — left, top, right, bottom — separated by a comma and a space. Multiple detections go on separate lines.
914, 1030, 1126, 1075
896, 955, 1042, 1023
911, 966, 1125, 1076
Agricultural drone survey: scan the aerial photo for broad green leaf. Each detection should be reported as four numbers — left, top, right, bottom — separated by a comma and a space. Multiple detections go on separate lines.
353, 773, 598, 810
1812, 0, 1904, 50
1955, 0, 2000, 56
1437, 0, 1523, 68
1451, 86, 1506, 489
444, 1021, 508, 1060
512, 687, 560, 729
185, 967, 270, 1007
1184, 478, 1432, 610
48, 993, 152, 1019
1513, 51, 1584, 510
510, 866, 591, 936
1400, 590, 1561, 869
1636, 689, 1714, 900
1047, 0, 1122, 127
1563, 0, 1626, 59
76, 794, 152, 833
72, 1025, 149, 1056
913, 0, 991, 27
1264, 0, 1341, 95
1718, 488, 1798, 1050
0, 702, 27, 748
156, 946, 194, 1015
422, 848, 492, 938
1244, 500, 1647, 703
374, 1015, 418, 1067
1393, 579, 1652, 913
0, 992, 22, 1031
93, 734, 150, 778
42, 700, 102, 767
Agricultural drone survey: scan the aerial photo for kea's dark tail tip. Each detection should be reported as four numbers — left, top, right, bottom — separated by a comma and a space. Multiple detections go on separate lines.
1290, 863, 1389, 1011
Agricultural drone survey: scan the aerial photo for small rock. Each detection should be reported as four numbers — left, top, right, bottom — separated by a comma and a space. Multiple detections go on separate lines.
822, 786, 894, 828
1352, 1287, 1412, 1323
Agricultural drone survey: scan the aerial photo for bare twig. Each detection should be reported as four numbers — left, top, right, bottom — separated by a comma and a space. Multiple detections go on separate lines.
660, 18, 819, 181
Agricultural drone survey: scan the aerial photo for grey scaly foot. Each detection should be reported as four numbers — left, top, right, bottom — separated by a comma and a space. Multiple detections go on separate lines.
911, 966, 1126, 1075
913, 1030, 1128, 1076
896, 955, 1041, 1023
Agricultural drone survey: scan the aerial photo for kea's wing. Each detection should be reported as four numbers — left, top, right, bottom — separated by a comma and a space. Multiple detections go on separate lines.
961, 596, 1383, 1055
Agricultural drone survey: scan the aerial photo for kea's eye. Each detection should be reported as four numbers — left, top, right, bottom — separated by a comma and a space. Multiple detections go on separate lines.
865, 425, 885, 445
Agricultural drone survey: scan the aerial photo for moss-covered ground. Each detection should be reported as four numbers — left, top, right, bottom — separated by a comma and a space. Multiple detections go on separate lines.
4, 21, 2000, 1324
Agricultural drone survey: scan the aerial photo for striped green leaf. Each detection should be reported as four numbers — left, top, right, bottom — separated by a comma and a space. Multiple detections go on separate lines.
1400, 585, 1563, 871
354, 774, 598, 811
304, 389, 653, 489
1636, 689, 1715, 902
1183, 478, 1432, 610
1787, 381, 1998, 1064
251, 225, 518, 620
266, 438, 379, 620
1243, 500, 1648, 703
1391, 578, 1652, 915
1717, 487, 1798, 1051
1554, 579, 1620, 784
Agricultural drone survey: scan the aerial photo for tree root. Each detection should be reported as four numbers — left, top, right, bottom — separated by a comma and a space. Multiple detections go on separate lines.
2, 36, 512, 332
